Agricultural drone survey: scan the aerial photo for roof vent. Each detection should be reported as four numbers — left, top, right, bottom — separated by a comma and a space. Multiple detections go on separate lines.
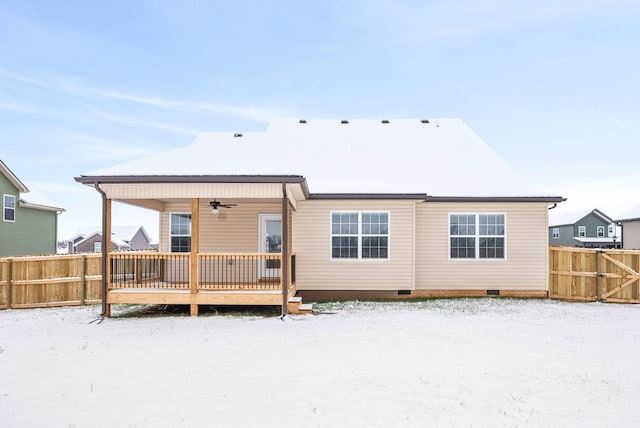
233, 133, 243, 137
381, 119, 390, 124
299, 119, 307, 124
341, 120, 349, 124
420, 119, 429, 124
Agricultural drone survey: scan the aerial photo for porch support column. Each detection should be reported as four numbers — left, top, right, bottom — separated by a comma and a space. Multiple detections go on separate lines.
281, 183, 289, 316
96, 183, 111, 317
190, 198, 200, 316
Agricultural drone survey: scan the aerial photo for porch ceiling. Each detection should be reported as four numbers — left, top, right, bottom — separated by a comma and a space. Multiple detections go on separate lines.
99, 182, 306, 209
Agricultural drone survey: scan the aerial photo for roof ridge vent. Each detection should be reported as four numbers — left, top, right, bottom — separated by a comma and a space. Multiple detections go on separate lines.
233, 133, 243, 137
341, 120, 349, 124
420, 119, 429, 124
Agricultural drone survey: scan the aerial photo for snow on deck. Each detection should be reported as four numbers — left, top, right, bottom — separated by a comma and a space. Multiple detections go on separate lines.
1, 299, 638, 427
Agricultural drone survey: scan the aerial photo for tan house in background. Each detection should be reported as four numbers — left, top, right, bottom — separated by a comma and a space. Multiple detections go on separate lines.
617, 208, 640, 249
75, 119, 564, 316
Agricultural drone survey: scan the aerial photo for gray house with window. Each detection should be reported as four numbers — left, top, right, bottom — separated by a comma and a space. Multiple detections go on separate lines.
549, 208, 619, 248
0, 159, 64, 256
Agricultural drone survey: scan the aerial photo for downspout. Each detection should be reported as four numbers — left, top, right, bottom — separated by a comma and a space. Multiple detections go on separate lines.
94, 183, 108, 317
281, 183, 289, 316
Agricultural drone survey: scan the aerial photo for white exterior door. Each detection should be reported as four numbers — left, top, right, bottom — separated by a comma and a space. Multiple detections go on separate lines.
259, 214, 282, 278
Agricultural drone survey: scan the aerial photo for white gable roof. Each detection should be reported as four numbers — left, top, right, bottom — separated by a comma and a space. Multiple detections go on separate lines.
617, 205, 640, 222
68, 225, 148, 243
81, 119, 557, 198
549, 208, 612, 227
0, 159, 29, 192
1, 160, 65, 212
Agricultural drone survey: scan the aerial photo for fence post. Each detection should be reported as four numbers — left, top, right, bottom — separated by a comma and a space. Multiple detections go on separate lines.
80, 254, 87, 306
7, 258, 12, 309
595, 250, 601, 301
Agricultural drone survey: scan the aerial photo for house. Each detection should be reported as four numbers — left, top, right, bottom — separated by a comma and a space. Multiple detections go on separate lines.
75, 119, 565, 316
549, 209, 619, 248
62, 225, 154, 253
0, 159, 64, 256
616, 207, 640, 249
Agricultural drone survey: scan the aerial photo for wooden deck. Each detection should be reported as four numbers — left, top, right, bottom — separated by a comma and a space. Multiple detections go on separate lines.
105, 252, 300, 315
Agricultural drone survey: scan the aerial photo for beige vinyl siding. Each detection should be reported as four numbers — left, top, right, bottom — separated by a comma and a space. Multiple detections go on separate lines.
159, 200, 282, 253
293, 199, 415, 291
416, 202, 549, 290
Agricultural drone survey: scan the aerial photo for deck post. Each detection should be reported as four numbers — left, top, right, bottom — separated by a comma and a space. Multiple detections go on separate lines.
281, 183, 289, 316
102, 195, 112, 317
190, 198, 200, 316
93, 183, 112, 317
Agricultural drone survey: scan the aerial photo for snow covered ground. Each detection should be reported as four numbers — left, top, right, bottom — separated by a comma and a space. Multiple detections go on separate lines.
1, 299, 639, 428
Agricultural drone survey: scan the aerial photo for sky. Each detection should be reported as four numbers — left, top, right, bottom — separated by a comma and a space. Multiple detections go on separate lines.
1, 0, 639, 241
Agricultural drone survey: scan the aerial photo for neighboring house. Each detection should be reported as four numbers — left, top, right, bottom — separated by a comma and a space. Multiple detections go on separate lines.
75, 119, 565, 316
0, 159, 64, 256
549, 208, 620, 248
616, 207, 640, 250
64, 225, 153, 253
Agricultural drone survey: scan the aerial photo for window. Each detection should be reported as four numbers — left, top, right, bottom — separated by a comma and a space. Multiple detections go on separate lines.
93, 241, 102, 253
552, 228, 560, 239
578, 226, 586, 237
596, 226, 605, 238
3, 194, 15, 222
170, 213, 191, 252
331, 211, 389, 260
450, 213, 505, 259
608, 225, 614, 236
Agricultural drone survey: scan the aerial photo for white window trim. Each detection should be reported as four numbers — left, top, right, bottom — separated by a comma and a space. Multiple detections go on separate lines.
577, 225, 586, 238
170, 212, 192, 253
329, 210, 390, 261
552, 227, 560, 239
596, 226, 605, 238
448, 213, 507, 261
3, 194, 16, 222
93, 241, 102, 253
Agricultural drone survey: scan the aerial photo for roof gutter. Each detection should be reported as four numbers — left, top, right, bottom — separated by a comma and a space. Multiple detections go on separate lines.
93, 183, 109, 318
74, 174, 307, 184
309, 193, 428, 200
74, 175, 311, 199
424, 196, 567, 203
616, 217, 640, 223
19, 200, 66, 213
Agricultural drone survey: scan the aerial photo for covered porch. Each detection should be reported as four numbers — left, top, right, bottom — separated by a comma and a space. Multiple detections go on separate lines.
76, 176, 310, 316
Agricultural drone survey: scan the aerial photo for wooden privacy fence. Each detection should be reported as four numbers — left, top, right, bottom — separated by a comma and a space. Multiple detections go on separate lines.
549, 246, 640, 303
2, 248, 639, 310
0, 254, 102, 309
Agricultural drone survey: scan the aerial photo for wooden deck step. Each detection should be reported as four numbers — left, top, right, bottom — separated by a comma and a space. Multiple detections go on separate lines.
298, 303, 313, 313
287, 296, 313, 314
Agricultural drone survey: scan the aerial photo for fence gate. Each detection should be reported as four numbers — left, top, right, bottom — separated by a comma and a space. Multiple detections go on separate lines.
549, 246, 640, 303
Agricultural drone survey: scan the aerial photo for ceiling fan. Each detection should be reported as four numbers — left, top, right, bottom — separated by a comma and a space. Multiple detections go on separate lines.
209, 199, 237, 214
